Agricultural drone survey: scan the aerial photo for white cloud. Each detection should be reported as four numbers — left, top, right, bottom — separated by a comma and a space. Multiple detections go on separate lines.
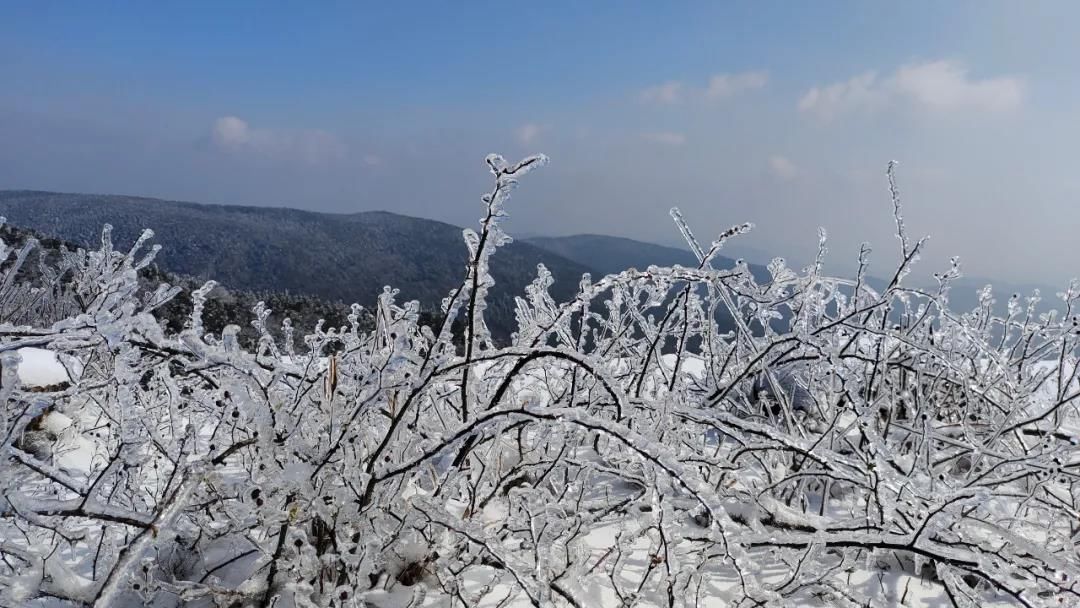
798, 72, 885, 120
212, 116, 251, 147
639, 71, 768, 105
798, 61, 1024, 121
641, 131, 686, 146
705, 71, 769, 100
515, 123, 545, 145
768, 155, 801, 180
638, 81, 683, 105
211, 116, 347, 165
890, 60, 1023, 113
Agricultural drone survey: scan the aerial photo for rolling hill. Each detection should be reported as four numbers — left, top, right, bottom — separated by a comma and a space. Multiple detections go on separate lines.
0, 191, 595, 338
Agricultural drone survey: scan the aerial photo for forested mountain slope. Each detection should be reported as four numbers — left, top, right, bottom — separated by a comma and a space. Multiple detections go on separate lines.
0, 191, 594, 338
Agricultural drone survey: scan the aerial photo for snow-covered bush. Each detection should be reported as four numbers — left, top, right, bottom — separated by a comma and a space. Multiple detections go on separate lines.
3, 156, 1080, 607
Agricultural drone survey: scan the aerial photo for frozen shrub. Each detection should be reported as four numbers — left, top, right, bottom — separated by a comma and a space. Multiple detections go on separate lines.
2, 157, 1079, 607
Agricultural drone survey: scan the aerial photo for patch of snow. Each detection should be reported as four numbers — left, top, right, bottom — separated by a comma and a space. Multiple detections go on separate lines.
15, 347, 72, 387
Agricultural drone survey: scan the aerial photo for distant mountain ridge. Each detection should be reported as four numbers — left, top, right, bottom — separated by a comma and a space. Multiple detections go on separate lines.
525, 234, 701, 275
0, 190, 595, 338
524, 233, 772, 281
0, 191, 1060, 340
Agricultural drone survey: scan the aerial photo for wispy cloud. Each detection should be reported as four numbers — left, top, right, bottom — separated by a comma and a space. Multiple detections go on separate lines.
705, 71, 769, 100
797, 72, 885, 120
211, 116, 348, 165
515, 123, 546, 145
768, 155, 801, 180
641, 131, 686, 146
798, 61, 1024, 121
638, 71, 767, 105
638, 81, 684, 105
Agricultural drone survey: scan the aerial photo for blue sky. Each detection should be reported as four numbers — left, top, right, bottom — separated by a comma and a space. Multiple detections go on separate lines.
2, 2, 1079, 284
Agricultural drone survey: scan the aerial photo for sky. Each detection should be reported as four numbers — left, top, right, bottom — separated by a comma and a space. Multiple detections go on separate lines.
2, 2, 1079, 285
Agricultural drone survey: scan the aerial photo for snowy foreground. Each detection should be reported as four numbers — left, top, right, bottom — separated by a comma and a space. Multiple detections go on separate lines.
4, 157, 1080, 607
